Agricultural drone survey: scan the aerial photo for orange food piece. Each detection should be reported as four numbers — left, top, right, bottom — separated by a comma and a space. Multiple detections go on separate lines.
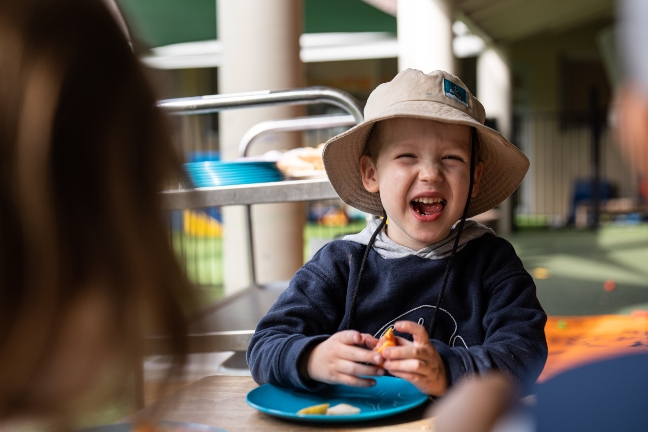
374, 327, 396, 354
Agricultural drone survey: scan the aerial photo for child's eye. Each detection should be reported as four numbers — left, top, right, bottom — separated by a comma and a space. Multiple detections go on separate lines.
396, 153, 417, 159
443, 155, 464, 161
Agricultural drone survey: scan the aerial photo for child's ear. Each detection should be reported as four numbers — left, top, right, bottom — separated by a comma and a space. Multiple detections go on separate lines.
471, 161, 485, 198
359, 155, 380, 193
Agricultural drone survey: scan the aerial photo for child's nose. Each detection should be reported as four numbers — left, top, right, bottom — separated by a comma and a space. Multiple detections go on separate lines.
419, 162, 443, 183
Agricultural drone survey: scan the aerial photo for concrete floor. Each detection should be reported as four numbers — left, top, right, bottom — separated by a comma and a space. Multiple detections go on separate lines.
508, 224, 648, 316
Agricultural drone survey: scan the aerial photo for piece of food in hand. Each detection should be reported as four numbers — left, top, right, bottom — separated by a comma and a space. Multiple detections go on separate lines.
297, 403, 330, 415
373, 327, 396, 354
327, 403, 361, 415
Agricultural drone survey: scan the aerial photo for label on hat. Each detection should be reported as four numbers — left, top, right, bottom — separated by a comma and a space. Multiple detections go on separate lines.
443, 78, 468, 107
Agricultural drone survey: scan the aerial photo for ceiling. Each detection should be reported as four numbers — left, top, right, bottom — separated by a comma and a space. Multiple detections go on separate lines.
455, 0, 615, 42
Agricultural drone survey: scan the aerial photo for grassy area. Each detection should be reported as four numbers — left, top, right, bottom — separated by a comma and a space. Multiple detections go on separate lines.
507, 225, 648, 316
171, 231, 225, 305
172, 221, 368, 306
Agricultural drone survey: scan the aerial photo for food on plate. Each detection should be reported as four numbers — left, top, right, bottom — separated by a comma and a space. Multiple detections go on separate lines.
297, 403, 330, 415
274, 144, 325, 177
373, 327, 396, 354
297, 402, 361, 416
327, 403, 361, 415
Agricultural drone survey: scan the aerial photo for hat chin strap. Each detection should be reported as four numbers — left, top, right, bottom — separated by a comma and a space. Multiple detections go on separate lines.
346, 210, 387, 330
427, 128, 477, 338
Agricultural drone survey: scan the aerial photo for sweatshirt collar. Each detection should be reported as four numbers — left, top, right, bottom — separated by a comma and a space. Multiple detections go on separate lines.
344, 218, 494, 260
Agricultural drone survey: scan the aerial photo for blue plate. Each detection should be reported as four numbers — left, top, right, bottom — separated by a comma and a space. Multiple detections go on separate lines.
184, 161, 284, 188
246, 377, 429, 423
77, 421, 225, 431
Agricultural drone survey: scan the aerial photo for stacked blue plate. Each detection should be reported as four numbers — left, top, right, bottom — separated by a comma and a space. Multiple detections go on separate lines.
184, 160, 284, 188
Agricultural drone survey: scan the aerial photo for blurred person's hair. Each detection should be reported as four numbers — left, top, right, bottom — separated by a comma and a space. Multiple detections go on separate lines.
0, 0, 193, 422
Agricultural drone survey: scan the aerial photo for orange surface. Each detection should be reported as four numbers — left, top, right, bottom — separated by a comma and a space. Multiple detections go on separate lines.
539, 314, 648, 382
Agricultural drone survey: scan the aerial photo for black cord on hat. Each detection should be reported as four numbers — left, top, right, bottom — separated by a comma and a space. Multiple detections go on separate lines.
346, 212, 386, 330
427, 129, 478, 338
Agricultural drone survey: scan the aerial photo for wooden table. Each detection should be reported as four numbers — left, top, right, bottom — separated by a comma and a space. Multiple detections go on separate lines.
127, 376, 435, 431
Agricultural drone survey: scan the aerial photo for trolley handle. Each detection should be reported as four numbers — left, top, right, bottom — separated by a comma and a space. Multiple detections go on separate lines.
158, 86, 363, 124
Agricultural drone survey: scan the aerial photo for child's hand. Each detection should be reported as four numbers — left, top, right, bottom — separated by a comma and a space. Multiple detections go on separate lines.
306, 330, 384, 387
380, 320, 448, 396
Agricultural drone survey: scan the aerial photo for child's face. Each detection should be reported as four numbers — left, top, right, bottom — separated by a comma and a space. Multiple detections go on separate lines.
360, 118, 484, 250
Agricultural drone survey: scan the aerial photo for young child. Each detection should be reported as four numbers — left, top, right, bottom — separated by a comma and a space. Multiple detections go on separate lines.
247, 69, 547, 397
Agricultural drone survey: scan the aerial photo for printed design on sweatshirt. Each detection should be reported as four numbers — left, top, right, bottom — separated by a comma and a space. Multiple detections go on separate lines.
373, 305, 468, 349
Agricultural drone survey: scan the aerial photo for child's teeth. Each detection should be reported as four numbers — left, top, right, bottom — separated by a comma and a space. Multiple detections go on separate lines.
414, 197, 444, 204
412, 197, 445, 216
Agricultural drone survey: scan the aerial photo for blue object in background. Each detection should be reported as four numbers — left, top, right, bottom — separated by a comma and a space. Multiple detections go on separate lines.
535, 353, 648, 431
308, 204, 338, 222
184, 161, 284, 188
168, 209, 184, 230
569, 179, 613, 223
188, 151, 220, 163
202, 206, 222, 222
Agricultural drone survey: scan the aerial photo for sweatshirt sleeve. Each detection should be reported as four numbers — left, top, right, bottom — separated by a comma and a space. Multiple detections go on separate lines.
432, 238, 548, 390
246, 244, 349, 391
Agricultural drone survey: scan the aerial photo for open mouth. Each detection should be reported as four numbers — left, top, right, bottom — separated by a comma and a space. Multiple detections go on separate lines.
411, 197, 446, 216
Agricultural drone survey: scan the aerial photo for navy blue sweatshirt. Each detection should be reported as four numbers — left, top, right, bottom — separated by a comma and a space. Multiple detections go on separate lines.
247, 233, 547, 392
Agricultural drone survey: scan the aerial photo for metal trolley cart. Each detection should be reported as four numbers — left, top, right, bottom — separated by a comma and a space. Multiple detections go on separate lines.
140, 88, 363, 400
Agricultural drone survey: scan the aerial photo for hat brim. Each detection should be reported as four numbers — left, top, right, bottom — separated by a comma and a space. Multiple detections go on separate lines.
322, 100, 529, 218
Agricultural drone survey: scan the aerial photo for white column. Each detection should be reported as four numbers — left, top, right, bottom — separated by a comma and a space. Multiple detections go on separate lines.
218, 0, 304, 293
397, 0, 455, 73
477, 47, 513, 235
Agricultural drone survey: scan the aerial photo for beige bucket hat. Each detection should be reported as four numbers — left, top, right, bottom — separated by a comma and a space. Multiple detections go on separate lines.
322, 69, 529, 218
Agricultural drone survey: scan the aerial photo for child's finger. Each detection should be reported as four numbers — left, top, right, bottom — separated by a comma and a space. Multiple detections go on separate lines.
382, 343, 431, 361
339, 344, 383, 365
337, 359, 385, 378
386, 369, 421, 383
393, 335, 412, 347
358, 333, 379, 349
394, 320, 433, 345
383, 358, 431, 376
333, 373, 377, 388
336, 329, 362, 346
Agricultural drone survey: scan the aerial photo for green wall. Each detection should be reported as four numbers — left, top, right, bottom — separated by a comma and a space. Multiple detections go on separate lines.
303, 0, 396, 34
117, 0, 216, 47
116, 0, 396, 48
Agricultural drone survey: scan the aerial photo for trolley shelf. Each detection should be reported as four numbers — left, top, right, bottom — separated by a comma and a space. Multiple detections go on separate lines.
162, 178, 338, 210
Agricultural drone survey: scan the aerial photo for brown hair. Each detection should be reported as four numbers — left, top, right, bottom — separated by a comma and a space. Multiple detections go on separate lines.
0, 0, 193, 421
